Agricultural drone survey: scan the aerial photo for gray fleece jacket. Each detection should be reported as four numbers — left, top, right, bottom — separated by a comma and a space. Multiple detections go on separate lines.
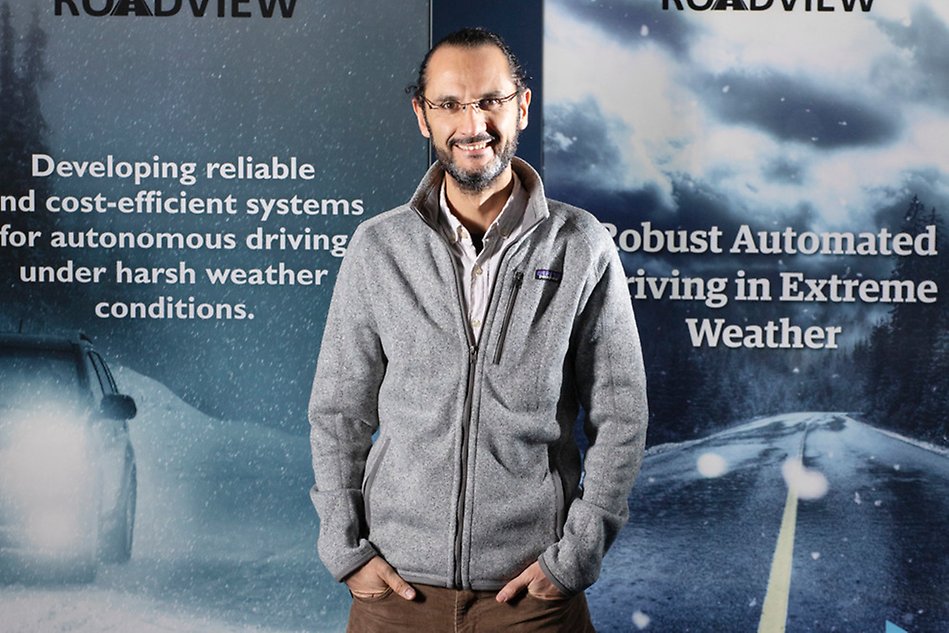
308, 157, 647, 595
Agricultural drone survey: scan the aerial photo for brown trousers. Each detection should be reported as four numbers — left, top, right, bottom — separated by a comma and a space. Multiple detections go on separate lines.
346, 584, 596, 633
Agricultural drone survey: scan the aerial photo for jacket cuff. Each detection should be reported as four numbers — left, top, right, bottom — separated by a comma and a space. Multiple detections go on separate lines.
539, 496, 625, 594
330, 542, 379, 583
537, 554, 574, 596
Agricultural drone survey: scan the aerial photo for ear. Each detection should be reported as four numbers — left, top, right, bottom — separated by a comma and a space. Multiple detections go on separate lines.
412, 98, 432, 139
517, 88, 532, 131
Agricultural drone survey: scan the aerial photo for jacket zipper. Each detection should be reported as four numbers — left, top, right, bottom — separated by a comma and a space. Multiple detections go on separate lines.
412, 207, 479, 588
361, 436, 390, 528
550, 462, 566, 540
492, 270, 523, 364
412, 205, 531, 589
454, 344, 478, 587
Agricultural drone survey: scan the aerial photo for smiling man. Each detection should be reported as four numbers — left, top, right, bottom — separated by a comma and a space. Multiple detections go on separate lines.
308, 28, 648, 632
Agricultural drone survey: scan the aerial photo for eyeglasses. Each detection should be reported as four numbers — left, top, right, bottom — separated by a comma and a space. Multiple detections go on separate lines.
420, 91, 520, 116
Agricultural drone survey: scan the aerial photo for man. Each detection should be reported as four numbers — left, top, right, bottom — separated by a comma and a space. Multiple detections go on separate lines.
309, 28, 647, 632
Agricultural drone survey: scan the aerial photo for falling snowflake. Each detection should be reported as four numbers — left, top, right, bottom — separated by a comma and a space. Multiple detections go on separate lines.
632, 611, 651, 630
781, 458, 829, 500
696, 452, 728, 478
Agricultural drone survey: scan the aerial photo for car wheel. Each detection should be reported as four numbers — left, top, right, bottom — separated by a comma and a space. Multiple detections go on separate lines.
100, 465, 136, 564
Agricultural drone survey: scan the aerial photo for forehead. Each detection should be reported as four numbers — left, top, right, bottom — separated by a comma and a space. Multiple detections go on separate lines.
424, 44, 516, 98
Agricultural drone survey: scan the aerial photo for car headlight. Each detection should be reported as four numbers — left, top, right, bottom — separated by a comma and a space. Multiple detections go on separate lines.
0, 406, 98, 553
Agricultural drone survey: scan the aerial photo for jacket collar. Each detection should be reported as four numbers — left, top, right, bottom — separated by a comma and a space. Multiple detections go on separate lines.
409, 156, 550, 230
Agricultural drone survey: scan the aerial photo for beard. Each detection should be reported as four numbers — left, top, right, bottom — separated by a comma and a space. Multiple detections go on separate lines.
427, 116, 521, 193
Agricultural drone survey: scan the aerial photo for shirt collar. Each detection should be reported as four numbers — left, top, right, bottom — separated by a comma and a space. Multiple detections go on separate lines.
437, 171, 527, 245
409, 157, 550, 235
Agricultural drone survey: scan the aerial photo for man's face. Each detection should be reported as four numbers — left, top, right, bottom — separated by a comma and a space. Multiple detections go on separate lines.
413, 44, 531, 193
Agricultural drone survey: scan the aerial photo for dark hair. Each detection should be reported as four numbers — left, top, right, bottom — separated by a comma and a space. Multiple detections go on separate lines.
407, 27, 528, 101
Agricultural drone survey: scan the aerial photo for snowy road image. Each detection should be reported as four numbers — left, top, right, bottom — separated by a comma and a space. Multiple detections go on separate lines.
1, 369, 351, 633
2, 373, 946, 633
589, 413, 949, 633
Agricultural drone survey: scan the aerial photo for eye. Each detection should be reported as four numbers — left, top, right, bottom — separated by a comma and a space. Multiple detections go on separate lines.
478, 98, 503, 111
438, 100, 461, 113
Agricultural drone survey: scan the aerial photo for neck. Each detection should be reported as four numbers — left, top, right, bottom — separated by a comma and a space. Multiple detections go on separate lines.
444, 167, 514, 236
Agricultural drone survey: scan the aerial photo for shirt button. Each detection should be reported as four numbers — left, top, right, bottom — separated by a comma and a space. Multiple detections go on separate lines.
471, 318, 481, 329
473, 265, 483, 276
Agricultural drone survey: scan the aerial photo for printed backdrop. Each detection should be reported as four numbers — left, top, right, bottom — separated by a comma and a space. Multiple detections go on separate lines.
1, 1, 946, 632
543, 1, 948, 632
1, 1, 426, 631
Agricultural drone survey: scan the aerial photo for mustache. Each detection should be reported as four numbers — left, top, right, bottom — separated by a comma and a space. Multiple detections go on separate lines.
450, 133, 496, 147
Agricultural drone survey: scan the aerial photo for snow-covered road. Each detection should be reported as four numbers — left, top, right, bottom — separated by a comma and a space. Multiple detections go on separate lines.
589, 413, 949, 633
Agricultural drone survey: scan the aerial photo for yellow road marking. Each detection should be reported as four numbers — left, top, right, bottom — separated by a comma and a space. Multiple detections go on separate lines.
757, 485, 799, 633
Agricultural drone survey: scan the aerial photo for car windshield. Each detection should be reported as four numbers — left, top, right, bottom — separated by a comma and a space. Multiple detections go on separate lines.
0, 348, 83, 410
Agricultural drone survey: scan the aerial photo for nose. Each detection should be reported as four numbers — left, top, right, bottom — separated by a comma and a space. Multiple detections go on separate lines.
456, 102, 488, 137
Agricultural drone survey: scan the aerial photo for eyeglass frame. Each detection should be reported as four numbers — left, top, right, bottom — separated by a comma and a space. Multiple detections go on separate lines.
419, 90, 522, 116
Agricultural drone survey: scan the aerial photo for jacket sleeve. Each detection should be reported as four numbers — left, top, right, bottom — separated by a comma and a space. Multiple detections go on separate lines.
538, 237, 648, 595
308, 225, 385, 582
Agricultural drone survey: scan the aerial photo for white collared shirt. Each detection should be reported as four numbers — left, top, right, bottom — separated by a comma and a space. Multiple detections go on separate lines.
438, 173, 530, 342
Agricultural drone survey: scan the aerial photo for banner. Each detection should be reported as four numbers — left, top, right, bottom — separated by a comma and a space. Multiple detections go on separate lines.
544, 1, 948, 631
5, 1, 947, 631
0, 2, 427, 630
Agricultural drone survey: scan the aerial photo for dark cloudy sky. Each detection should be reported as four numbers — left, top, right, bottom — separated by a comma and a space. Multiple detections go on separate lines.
544, 0, 949, 232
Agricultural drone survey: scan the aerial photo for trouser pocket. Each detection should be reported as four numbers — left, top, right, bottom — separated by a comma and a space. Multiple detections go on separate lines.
349, 586, 393, 602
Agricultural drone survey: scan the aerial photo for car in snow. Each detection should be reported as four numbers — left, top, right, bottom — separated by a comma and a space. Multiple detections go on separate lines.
0, 331, 138, 581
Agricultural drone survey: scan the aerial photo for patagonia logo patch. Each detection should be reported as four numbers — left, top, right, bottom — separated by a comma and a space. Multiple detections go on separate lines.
535, 269, 562, 283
